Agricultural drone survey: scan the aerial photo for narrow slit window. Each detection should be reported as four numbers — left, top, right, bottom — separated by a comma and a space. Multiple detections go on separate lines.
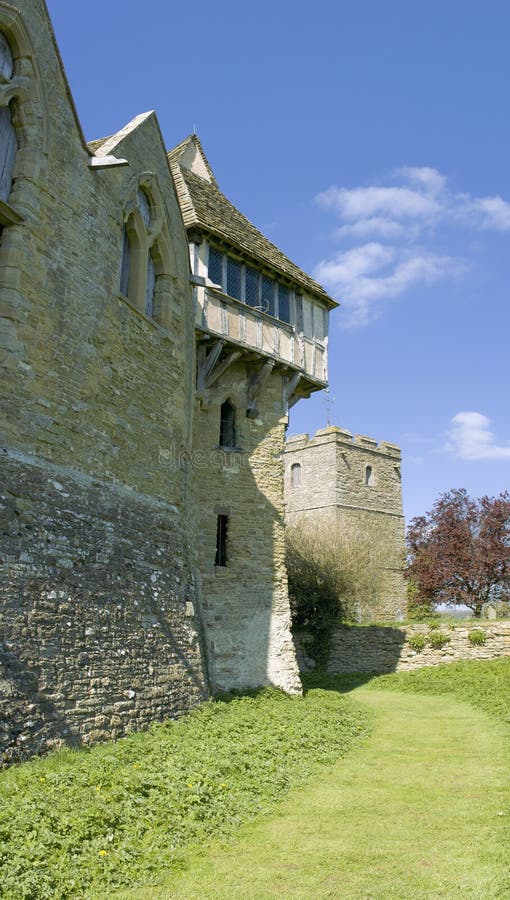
365, 465, 374, 486
215, 515, 228, 567
220, 399, 236, 448
291, 463, 301, 487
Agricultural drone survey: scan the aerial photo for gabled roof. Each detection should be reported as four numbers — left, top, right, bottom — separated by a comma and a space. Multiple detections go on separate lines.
168, 136, 337, 308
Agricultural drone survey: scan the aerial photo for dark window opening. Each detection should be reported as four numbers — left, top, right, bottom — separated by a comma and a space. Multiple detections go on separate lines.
208, 245, 223, 287
215, 515, 228, 567
226, 257, 241, 300
261, 276, 274, 316
365, 465, 373, 486
220, 399, 236, 448
245, 266, 259, 306
291, 463, 301, 487
278, 285, 290, 324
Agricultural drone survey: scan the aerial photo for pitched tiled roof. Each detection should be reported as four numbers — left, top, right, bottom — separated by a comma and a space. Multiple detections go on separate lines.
168, 136, 337, 307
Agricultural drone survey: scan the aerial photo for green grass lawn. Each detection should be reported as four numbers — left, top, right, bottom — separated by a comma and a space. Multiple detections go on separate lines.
0, 687, 369, 899
155, 659, 510, 900
2, 660, 509, 899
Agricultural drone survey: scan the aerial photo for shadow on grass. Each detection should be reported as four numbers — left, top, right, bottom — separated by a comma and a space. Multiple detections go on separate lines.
301, 671, 379, 694
211, 673, 382, 703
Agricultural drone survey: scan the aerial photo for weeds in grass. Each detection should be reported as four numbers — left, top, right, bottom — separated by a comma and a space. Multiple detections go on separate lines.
0, 687, 370, 899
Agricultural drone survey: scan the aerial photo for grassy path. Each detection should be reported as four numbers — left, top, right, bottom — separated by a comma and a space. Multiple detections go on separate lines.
132, 688, 510, 899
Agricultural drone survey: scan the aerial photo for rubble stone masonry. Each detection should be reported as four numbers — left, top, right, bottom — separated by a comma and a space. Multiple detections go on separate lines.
0, 0, 208, 764
284, 427, 407, 621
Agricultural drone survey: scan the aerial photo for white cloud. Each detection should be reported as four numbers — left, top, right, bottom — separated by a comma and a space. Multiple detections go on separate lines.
447, 412, 510, 460
314, 165, 510, 325
316, 185, 440, 221
334, 217, 410, 240
394, 166, 447, 196
314, 242, 463, 327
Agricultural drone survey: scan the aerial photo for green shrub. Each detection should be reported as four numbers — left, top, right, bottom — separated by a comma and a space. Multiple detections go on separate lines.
286, 518, 393, 665
408, 633, 427, 652
468, 628, 487, 646
428, 631, 451, 650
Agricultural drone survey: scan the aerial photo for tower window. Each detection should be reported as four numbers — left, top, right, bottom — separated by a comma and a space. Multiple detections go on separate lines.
291, 463, 301, 487
215, 515, 228, 567
365, 465, 374, 486
219, 399, 236, 448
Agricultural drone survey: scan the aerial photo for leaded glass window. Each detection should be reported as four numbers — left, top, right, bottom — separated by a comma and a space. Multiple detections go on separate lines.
227, 257, 241, 300
0, 33, 16, 204
120, 226, 131, 297
145, 254, 156, 317
314, 305, 326, 341
0, 32, 14, 80
208, 246, 223, 287
295, 295, 304, 332
261, 276, 274, 316
245, 266, 259, 307
278, 285, 290, 324
137, 188, 151, 227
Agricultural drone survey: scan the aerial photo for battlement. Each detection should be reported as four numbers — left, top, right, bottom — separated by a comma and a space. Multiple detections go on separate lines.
285, 425, 401, 458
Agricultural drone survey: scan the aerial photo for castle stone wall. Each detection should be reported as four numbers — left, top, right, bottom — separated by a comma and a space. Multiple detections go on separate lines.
192, 362, 301, 695
0, 0, 208, 764
295, 621, 510, 675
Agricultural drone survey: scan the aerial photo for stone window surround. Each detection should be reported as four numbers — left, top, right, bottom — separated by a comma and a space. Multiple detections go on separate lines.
0, 4, 48, 231
214, 513, 229, 568
119, 172, 177, 330
219, 397, 236, 449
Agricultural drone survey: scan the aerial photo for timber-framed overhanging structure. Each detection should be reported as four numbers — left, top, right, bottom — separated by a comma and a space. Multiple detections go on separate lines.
168, 135, 338, 412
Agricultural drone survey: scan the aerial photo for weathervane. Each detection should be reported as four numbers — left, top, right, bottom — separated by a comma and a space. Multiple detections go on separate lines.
323, 388, 335, 427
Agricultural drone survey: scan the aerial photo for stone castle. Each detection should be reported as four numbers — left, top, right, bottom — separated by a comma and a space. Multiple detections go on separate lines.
0, 0, 404, 764
0, 0, 338, 763
284, 427, 406, 621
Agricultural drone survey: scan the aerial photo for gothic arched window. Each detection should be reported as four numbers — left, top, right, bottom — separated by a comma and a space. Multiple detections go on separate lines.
219, 399, 236, 448
365, 465, 374, 486
291, 463, 301, 488
0, 32, 18, 204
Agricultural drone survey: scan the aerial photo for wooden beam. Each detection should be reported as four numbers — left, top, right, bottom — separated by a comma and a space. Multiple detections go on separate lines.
247, 360, 275, 418
283, 372, 302, 414
206, 350, 241, 388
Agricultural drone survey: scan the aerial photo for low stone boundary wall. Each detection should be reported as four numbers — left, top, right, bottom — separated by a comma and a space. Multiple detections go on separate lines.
295, 621, 510, 674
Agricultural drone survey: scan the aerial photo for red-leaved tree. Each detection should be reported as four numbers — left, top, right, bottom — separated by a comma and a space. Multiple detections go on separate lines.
406, 488, 510, 617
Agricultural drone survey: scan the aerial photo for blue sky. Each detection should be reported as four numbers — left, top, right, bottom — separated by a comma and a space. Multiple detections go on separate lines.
47, 0, 510, 522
